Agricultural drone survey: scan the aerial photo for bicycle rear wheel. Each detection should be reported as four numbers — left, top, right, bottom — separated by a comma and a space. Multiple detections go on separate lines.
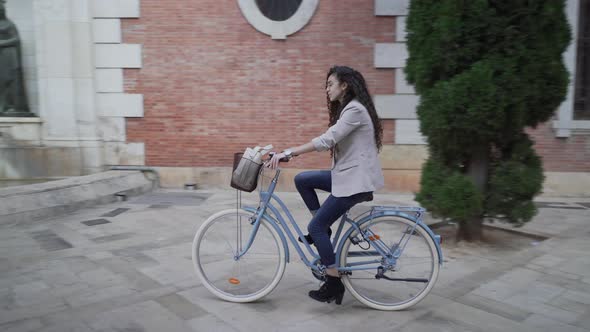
193, 209, 286, 302
339, 215, 439, 310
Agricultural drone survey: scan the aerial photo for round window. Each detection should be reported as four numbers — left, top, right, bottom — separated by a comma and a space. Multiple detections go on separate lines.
255, 0, 303, 21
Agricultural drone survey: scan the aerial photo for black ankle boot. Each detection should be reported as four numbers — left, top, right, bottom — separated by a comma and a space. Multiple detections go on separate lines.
298, 228, 332, 245
309, 275, 345, 304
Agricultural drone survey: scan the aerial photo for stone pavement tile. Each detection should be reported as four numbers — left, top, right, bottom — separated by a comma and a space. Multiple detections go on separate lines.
468, 279, 518, 302
76, 266, 128, 287
52, 255, 101, 275
432, 301, 537, 332
138, 244, 195, 287
512, 280, 566, 303
155, 293, 209, 320
501, 294, 582, 324
87, 300, 190, 332
456, 293, 531, 322
496, 267, 544, 286
48, 283, 91, 299
561, 289, 590, 305
574, 310, 590, 330
50, 223, 94, 248
549, 295, 590, 314
0, 273, 41, 292
179, 284, 321, 331
13, 281, 53, 307
0, 297, 69, 325
35, 320, 95, 332
101, 207, 131, 218
529, 254, 567, 268
110, 248, 160, 268
434, 264, 511, 300
523, 314, 589, 332
65, 284, 137, 307
263, 317, 333, 332
0, 287, 15, 310
0, 318, 43, 332
98, 257, 163, 291
174, 276, 201, 291
29, 229, 73, 251
90, 232, 136, 243
559, 256, 590, 278
85, 251, 114, 261
187, 313, 240, 332
0, 233, 41, 260
307, 294, 443, 332
393, 311, 484, 332
526, 263, 582, 281
40, 286, 177, 327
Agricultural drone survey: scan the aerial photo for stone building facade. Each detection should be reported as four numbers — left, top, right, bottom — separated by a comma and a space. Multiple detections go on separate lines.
0, 0, 588, 195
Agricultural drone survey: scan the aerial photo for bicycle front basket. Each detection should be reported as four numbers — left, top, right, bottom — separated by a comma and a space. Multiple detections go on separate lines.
230, 152, 262, 192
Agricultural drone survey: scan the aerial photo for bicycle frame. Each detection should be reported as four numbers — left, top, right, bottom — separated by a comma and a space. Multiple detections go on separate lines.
238, 168, 443, 274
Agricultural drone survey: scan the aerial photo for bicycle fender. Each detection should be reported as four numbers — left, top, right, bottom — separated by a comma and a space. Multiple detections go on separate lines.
336, 211, 443, 265
242, 206, 290, 263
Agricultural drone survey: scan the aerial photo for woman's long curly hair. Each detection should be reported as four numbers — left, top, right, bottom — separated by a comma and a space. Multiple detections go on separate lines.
326, 66, 383, 152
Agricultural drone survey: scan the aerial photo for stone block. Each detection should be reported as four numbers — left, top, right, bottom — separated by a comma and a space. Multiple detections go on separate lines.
38, 77, 78, 135
98, 117, 126, 142
375, 0, 409, 16
395, 119, 427, 144
92, 0, 140, 18
95, 69, 124, 93
375, 43, 407, 68
104, 142, 145, 165
396, 16, 407, 42
41, 22, 73, 78
523, 314, 587, 332
97, 93, 143, 117
95, 44, 142, 68
71, 23, 94, 78
93, 19, 122, 43
379, 144, 427, 169
381, 169, 422, 192
395, 68, 415, 94
0, 118, 42, 144
70, 0, 92, 22
374, 94, 419, 119
543, 172, 590, 196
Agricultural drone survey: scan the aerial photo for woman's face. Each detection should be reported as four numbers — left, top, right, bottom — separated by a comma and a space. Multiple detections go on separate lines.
326, 74, 347, 102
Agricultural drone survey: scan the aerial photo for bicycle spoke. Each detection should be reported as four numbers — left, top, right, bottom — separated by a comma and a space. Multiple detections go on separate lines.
340, 215, 439, 310
193, 209, 286, 302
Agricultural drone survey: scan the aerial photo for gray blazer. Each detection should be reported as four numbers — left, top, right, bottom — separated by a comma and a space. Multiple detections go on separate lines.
312, 99, 385, 197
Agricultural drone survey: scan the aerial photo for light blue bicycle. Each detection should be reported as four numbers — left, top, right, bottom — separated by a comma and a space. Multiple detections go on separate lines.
192, 166, 443, 311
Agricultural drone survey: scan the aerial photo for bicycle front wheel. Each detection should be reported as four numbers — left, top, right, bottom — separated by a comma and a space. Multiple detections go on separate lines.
339, 216, 439, 310
192, 209, 286, 302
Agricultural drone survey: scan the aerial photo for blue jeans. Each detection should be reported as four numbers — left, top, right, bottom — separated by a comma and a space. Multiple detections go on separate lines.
294, 170, 373, 267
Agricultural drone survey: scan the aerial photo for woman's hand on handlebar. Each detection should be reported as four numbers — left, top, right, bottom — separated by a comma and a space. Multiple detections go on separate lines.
266, 151, 287, 170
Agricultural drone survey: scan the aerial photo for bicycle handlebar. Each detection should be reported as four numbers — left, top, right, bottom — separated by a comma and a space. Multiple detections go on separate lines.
268, 152, 290, 163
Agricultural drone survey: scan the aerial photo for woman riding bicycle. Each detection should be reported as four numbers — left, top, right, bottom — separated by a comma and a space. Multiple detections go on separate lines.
267, 65, 385, 304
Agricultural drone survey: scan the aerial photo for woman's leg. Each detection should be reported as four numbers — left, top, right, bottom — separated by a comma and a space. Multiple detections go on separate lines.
294, 170, 331, 213
307, 191, 374, 272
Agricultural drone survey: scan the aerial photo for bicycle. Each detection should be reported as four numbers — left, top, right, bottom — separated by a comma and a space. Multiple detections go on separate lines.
192, 161, 443, 311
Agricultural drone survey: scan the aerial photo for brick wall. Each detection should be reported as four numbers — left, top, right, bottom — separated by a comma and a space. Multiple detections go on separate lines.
122, 0, 394, 170
121, 0, 588, 176
528, 123, 590, 172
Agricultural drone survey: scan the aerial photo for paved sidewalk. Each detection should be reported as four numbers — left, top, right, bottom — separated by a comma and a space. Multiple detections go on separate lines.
0, 189, 589, 332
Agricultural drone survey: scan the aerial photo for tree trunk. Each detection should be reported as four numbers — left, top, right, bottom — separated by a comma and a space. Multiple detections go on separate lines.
458, 145, 489, 241
457, 218, 483, 241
